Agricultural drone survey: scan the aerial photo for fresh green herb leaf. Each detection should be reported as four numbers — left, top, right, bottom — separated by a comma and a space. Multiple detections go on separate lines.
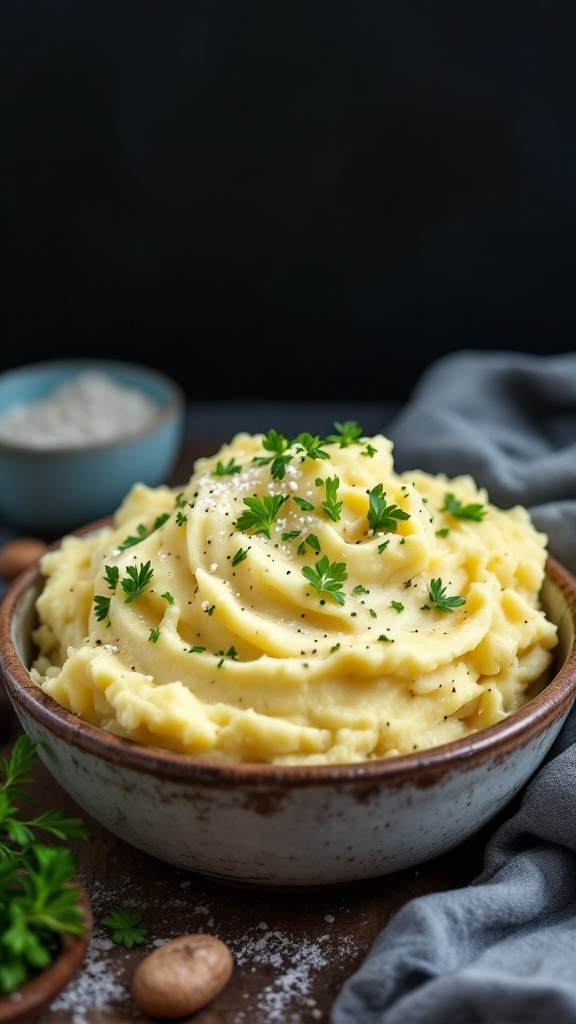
390, 600, 404, 612
352, 584, 369, 596
161, 591, 174, 603
325, 421, 364, 447
0, 736, 89, 996
213, 458, 242, 477
302, 556, 348, 605
293, 495, 315, 513
93, 595, 111, 623
100, 909, 148, 949
378, 634, 394, 643
175, 511, 188, 526
118, 514, 170, 553
281, 529, 301, 541
366, 485, 411, 533
321, 476, 343, 523
232, 547, 250, 566
292, 432, 330, 462
103, 565, 119, 590
148, 628, 160, 643
234, 494, 289, 538
216, 646, 238, 668
422, 578, 466, 613
440, 493, 487, 522
120, 561, 154, 603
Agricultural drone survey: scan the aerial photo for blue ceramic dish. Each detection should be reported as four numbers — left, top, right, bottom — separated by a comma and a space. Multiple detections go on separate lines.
0, 359, 186, 534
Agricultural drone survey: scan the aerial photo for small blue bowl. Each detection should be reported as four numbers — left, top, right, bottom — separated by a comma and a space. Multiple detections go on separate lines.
0, 359, 186, 535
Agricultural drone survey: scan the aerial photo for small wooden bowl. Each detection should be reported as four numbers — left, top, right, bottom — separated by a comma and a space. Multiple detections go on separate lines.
0, 884, 92, 1024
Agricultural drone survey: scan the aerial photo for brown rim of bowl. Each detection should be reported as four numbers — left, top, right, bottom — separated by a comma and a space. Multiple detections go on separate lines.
0, 884, 92, 1024
0, 360, 186, 457
1, 548, 575, 788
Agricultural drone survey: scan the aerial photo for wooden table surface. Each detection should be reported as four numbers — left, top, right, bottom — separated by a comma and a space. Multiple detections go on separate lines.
0, 436, 497, 1023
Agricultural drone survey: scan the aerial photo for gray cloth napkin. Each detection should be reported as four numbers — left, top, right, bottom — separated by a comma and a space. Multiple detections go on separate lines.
331, 349, 576, 1024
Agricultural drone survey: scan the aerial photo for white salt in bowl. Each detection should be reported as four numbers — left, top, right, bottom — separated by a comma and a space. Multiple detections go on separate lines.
0, 360, 186, 535
1, 540, 575, 891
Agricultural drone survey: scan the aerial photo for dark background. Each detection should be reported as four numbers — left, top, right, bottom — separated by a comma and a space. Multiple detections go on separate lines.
1, 0, 575, 403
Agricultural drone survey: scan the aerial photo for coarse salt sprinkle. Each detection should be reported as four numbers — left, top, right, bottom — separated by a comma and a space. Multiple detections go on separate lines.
0, 372, 161, 449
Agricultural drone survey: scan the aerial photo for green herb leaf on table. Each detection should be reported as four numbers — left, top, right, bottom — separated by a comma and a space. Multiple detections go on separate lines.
100, 908, 148, 949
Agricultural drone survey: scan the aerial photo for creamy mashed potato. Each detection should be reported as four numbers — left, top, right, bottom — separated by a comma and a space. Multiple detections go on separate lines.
30, 426, 558, 764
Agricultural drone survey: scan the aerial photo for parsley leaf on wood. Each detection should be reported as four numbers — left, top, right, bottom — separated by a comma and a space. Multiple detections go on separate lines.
100, 908, 148, 949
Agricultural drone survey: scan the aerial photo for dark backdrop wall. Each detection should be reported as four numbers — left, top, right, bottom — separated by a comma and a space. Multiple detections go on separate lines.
1, 0, 575, 403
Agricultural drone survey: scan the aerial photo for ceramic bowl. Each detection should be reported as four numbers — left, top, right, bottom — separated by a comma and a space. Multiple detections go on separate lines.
0, 884, 92, 1024
0, 551, 575, 891
0, 359, 186, 535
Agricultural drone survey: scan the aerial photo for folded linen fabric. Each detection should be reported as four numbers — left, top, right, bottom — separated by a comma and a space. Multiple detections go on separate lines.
331, 349, 576, 1024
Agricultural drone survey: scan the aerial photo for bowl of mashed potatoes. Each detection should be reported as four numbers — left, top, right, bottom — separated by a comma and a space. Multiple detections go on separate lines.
1, 424, 575, 889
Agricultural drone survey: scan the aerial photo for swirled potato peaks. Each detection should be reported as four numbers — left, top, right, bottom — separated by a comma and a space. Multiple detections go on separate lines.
31, 425, 558, 765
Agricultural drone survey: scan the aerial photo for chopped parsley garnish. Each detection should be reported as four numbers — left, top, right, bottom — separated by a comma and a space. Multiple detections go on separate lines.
321, 476, 343, 522
367, 485, 411, 533
93, 595, 112, 622
148, 628, 160, 643
292, 432, 330, 462
390, 601, 404, 612
422, 578, 466, 613
325, 421, 364, 447
293, 495, 315, 512
213, 458, 242, 477
302, 556, 348, 605
234, 494, 289, 537
103, 565, 119, 590
161, 591, 174, 603
378, 634, 394, 643
120, 561, 154, 603
232, 547, 250, 566
118, 514, 170, 552
441, 492, 487, 521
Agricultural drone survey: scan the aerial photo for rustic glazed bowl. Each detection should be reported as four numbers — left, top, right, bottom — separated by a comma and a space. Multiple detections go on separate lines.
0, 552, 575, 890
0, 884, 92, 1024
0, 359, 185, 534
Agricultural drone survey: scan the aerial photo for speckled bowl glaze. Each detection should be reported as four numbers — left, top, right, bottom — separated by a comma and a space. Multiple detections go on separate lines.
0, 884, 92, 1024
1, 553, 575, 890
0, 359, 185, 534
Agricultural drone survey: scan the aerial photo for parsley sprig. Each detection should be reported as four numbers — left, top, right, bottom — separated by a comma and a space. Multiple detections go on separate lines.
100, 908, 148, 948
234, 494, 289, 538
0, 735, 90, 997
302, 556, 348, 605
120, 561, 154, 603
422, 578, 466, 613
441, 492, 487, 522
367, 485, 411, 533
